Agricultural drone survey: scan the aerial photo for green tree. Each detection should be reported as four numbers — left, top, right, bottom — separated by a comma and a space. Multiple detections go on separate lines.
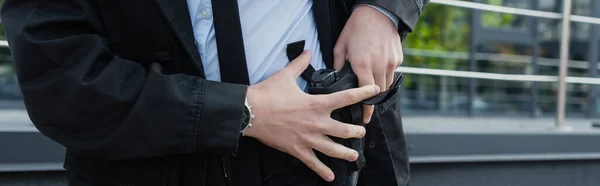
402, 0, 515, 87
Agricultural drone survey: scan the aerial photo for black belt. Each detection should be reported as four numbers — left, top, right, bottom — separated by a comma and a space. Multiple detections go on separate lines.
287, 40, 403, 186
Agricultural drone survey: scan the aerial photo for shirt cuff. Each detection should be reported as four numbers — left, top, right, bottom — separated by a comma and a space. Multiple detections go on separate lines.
363, 4, 400, 28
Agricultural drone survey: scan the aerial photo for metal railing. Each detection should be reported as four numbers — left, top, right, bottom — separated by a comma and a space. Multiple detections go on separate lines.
431, 0, 600, 25
403, 49, 593, 70
401, 0, 595, 130
557, 0, 573, 130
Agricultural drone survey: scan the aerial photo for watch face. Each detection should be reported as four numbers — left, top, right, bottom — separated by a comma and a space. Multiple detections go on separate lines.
241, 106, 250, 129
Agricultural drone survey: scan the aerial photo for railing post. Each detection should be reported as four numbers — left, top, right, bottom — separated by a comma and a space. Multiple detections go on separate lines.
556, 0, 573, 131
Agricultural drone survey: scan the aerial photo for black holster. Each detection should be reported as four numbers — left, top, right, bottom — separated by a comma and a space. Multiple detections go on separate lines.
287, 40, 403, 186
309, 69, 366, 186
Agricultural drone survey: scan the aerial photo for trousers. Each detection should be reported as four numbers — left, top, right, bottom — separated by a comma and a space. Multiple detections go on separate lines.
68, 168, 360, 186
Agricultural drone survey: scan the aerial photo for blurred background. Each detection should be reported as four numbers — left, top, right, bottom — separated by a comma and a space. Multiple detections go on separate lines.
3, 0, 600, 185
402, 0, 593, 117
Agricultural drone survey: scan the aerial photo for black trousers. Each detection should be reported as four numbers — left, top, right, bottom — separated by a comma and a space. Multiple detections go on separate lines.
261, 167, 360, 186
67, 169, 359, 186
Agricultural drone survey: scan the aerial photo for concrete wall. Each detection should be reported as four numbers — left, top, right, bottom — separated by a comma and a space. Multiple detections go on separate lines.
411, 160, 600, 186
0, 171, 65, 186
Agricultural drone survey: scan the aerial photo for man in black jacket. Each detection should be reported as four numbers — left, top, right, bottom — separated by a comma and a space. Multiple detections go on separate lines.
1, 0, 427, 185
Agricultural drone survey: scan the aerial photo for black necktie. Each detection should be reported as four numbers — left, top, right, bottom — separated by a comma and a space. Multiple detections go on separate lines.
212, 0, 250, 85
211, 0, 261, 186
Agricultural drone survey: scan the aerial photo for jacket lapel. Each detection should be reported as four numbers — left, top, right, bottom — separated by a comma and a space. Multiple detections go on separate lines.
154, 0, 205, 77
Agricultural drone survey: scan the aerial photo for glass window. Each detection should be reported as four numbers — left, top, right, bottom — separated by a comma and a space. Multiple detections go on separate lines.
572, 0, 593, 17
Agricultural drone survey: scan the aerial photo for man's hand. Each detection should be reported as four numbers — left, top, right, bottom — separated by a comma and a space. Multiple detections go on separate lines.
333, 5, 403, 124
244, 51, 380, 182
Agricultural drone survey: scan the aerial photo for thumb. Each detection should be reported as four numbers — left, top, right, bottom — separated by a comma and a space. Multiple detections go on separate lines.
286, 50, 313, 78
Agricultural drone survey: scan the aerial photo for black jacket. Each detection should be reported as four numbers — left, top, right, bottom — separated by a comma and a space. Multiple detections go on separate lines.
1, 0, 427, 185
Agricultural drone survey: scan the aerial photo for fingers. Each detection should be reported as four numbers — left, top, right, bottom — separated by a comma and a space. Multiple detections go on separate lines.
355, 69, 376, 124
286, 50, 313, 78
374, 70, 387, 92
297, 150, 335, 182
388, 48, 401, 90
310, 135, 359, 162
321, 85, 380, 109
362, 105, 374, 124
386, 70, 394, 91
320, 118, 366, 139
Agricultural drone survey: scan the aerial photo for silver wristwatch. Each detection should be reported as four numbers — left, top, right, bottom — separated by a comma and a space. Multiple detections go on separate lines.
240, 98, 254, 136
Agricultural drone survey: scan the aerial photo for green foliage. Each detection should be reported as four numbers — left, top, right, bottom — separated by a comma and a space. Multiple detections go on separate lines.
402, 0, 516, 87
481, 0, 516, 28
402, 4, 471, 87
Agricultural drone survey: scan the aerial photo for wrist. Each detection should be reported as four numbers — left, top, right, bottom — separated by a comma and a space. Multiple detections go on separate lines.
352, 5, 398, 33
354, 4, 400, 28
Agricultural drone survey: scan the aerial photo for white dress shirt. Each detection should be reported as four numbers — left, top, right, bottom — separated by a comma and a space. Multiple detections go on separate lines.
186, 0, 398, 88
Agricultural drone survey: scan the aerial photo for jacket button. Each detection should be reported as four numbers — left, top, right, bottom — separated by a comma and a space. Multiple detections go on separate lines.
368, 141, 375, 148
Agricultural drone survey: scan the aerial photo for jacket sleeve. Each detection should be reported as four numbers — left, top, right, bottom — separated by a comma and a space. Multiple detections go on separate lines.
1, 0, 245, 160
355, 0, 429, 32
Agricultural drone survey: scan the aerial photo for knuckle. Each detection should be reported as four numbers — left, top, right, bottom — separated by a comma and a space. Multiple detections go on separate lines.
326, 147, 341, 158
304, 119, 322, 131
291, 144, 306, 157
314, 121, 328, 132
302, 134, 320, 146
341, 126, 353, 139
343, 91, 357, 104
398, 54, 404, 64
387, 59, 398, 69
